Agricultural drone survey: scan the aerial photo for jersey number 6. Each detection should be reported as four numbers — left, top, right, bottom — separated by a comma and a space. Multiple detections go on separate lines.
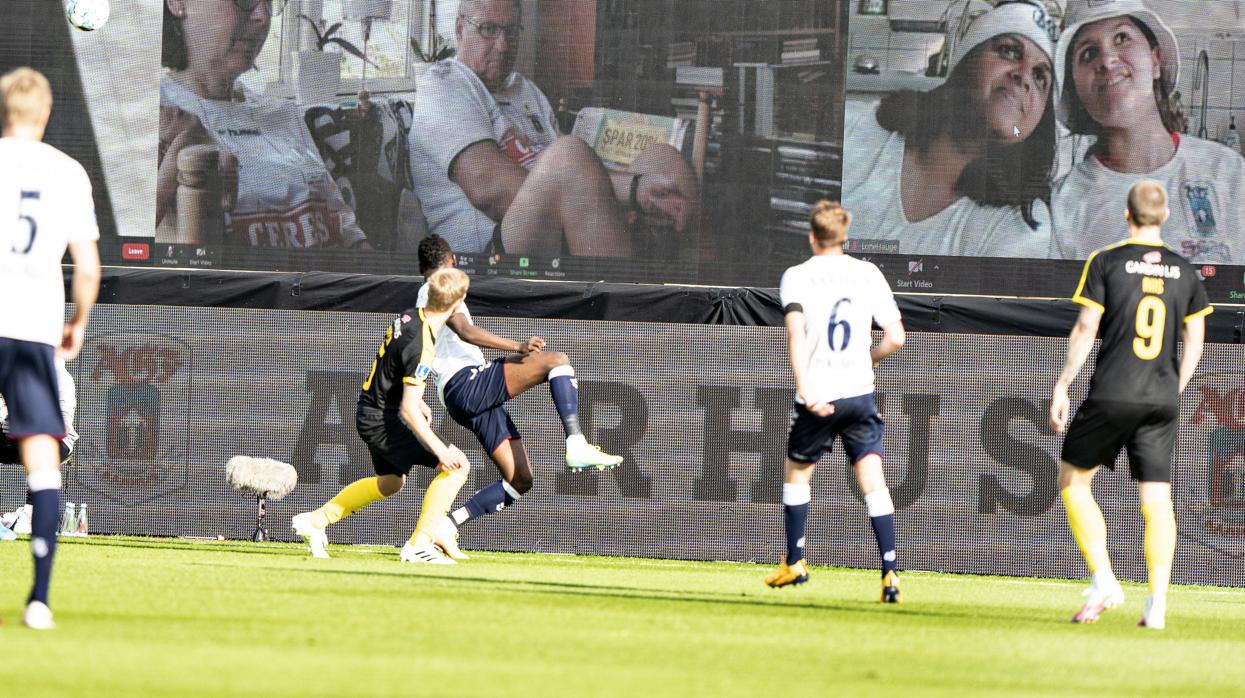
828, 298, 852, 352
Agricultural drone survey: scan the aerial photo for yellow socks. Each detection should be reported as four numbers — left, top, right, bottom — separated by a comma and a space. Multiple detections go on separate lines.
1142, 499, 1176, 601
1061, 486, 1113, 580
310, 476, 386, 529
410, 469, 468, 546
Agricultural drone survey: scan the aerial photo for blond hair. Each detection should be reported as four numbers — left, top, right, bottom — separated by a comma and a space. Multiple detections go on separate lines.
425, 267, 470, 312
1127, 180, 1168, 227
0, 67, 52, 129
810, 200, 851, 248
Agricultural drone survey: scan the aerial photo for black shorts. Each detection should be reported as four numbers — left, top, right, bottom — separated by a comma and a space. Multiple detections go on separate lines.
1062, 398, 1179, 482
442, 358, 520, 455
0, 338, 65, 439
787, 393, 885, 465
355, 406, 439, 476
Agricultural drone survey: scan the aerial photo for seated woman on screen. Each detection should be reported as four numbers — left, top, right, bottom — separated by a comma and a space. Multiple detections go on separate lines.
1051, 0, 1244, 263
842, 0, 1058, 258
156, 0, 369, 249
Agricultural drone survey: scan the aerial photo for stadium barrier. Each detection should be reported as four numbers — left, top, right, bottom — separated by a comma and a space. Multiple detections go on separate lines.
4, 270, 1241, 587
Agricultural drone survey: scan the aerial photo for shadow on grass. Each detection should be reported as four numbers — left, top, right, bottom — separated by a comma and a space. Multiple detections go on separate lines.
223, 563, 1065, 626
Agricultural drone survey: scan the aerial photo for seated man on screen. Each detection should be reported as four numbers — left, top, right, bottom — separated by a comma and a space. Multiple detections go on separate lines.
409, 0, 699, 258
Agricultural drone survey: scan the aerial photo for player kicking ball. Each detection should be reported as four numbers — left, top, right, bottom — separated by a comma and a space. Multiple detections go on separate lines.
1050, 181, 1211, 630
765, 201, 906, 602
413, 235, 621, 560
292, 268, 474, 564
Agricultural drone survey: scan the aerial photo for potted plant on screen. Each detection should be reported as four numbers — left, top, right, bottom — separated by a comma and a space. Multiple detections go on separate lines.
294, 13, 375, 105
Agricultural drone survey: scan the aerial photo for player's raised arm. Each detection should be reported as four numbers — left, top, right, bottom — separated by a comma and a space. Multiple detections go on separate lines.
447, 313, 543, 353
871, 320, 905, 366
1050, 304, 1102, 433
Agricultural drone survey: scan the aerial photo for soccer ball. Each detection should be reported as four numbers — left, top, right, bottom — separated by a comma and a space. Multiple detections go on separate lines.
65, 0, 110, 32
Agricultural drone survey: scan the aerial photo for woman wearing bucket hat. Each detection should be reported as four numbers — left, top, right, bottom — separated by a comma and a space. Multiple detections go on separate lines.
842, 0, 1059, 258
1052, 0, 1245, 263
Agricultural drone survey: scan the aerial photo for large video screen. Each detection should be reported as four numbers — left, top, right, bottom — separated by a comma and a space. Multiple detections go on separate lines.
3, 0, 844, 286
845, 0, 1245, 290
5, 0, 1245, 299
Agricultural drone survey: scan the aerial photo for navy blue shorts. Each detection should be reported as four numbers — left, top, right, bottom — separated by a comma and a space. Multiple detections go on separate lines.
786, 393, 885, 465
0, 338, 65, 440
442, 358, 520, 455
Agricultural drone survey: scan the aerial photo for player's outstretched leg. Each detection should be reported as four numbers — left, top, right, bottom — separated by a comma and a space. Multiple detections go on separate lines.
855, 455, 901, 603
22, 436, 63, 630
1059, 462, 1124, 623
503, 353, 622, 471
293, 475, 399, 558
402, 466, 469, 565
436, 440, 532, 560
1138, 482, 1175, 630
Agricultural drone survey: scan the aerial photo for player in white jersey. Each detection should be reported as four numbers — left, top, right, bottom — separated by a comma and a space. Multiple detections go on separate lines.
765, 201, 907, 602
409, 235, 621, 560
0, 68, 101, 629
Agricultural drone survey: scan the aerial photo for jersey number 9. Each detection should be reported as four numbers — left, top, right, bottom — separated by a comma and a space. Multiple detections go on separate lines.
1132, 295, 1166, 361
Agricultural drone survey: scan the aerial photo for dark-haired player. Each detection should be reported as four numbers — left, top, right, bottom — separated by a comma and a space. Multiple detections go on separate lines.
765, 201, 906, 602
413, 235, 621, 559
1050, 180, 1212, 630
1, 67, 101, 629
293, 268, 474, 565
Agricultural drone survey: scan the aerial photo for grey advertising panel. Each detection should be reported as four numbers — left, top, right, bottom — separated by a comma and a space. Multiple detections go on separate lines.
6, 304, 1241, 587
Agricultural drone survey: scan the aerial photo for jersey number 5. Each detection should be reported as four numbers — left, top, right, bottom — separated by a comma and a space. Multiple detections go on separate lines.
1132, 295, 1166, 361
11, 190, 40, 254
828, 298, 852, 352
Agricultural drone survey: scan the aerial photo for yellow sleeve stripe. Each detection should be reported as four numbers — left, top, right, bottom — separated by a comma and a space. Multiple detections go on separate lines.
403, 377, 425, 386
1072, 295, 1104, 313
1070, 250, 1099, 302
1185, 305, 1214, 322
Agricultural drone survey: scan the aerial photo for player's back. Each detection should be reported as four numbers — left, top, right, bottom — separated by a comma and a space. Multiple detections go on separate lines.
0, 137, 98, 346
1073, 241, 1211, 405
415, 282, 484, 393
357, 307, 436, 413
779, 254, 900, 403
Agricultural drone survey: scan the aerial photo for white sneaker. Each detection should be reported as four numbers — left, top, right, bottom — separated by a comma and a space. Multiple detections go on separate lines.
431, 517, 469, 561
291, 512, 329, 559
9, 505, 32, 536
0, 523, 15, 541
1138, 596, 1166, 630
1071, 578, 1125, 624
565, 434, 623, 471
23, 600, 55, 630
400, 541, 456, 565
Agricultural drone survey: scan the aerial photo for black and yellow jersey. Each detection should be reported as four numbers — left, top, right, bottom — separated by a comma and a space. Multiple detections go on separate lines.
1072, 241, 1212, 405
357, 307, 436, 413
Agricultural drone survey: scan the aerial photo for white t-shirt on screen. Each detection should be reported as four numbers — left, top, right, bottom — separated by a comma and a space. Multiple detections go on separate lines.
1051, 134, 1245, 263
409, 59, 560, 252
842, 100, 1056, 259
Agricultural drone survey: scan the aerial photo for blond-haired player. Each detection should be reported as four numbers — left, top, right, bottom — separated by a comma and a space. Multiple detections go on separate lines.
1, 67, 101, 629
1050, 181, 1211, 629
293, 268, 475, 564
765, 201, 906, 602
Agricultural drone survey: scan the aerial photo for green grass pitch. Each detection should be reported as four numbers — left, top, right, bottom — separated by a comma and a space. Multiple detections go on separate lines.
2, 536, 1243, 697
